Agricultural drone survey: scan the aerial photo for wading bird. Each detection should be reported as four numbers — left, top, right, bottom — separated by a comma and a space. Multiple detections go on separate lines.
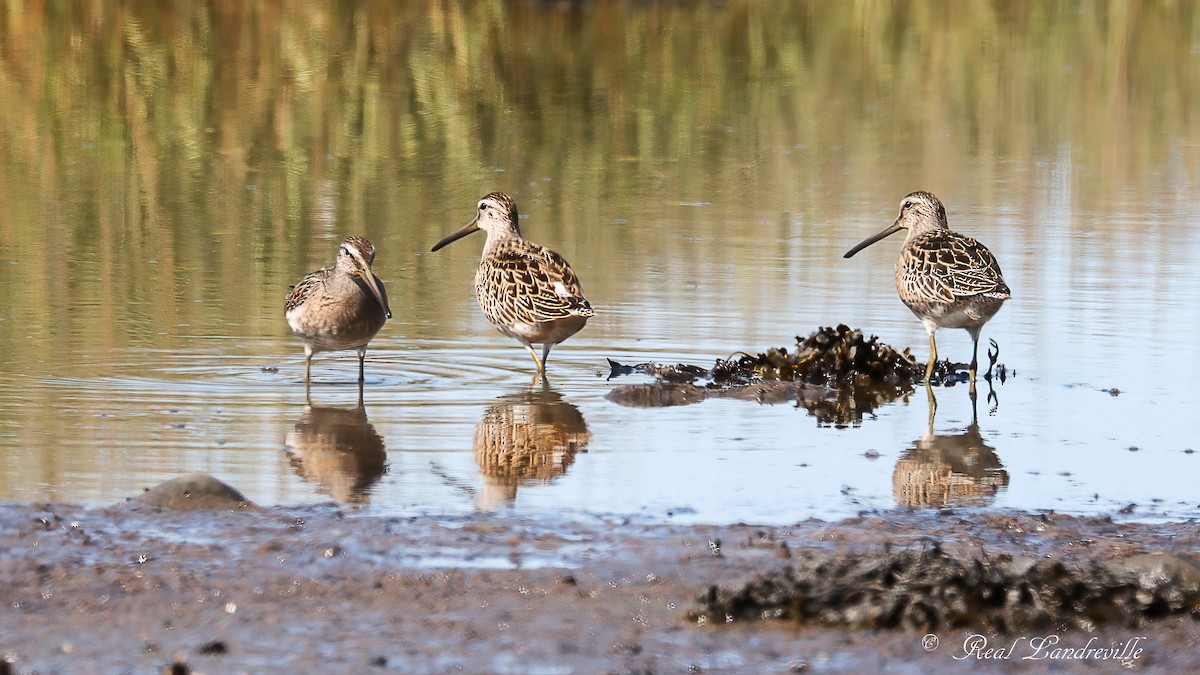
431, 193, 592, 378
285, 236, 391, 389
844, 192, 1010, 384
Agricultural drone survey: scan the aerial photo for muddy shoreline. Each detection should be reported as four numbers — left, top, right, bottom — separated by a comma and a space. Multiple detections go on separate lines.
0, 488, 1197, 674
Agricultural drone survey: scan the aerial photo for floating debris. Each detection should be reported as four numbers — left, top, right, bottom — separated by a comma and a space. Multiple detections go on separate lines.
692, 546, 1200, 632
606, 325, 1007, 426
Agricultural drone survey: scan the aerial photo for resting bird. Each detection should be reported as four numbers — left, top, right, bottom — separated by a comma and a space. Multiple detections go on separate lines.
844, 191, 1010, 384
431, 193, 593, 377
285, 236, 391, 388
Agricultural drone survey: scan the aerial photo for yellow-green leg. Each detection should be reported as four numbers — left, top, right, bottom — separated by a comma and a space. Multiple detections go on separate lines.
969, 335, 980, 382
304, 345, 314, 391
924, 333, 937, 383
523, 344, 546, 376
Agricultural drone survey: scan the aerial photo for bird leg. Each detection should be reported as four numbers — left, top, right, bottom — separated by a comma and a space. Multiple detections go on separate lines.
541, 343, 555, 370
968, 333, 982, 397
969, 335, 980, 383
924, 333, 937, 383
357, 347, 367, 384
523, 343, 545, 376
304, 344, 314, 390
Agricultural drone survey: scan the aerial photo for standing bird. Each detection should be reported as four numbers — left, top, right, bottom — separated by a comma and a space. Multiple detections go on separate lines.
285, 236, 391, 388
844, 192, 1010, 384
431, 193, 593, 377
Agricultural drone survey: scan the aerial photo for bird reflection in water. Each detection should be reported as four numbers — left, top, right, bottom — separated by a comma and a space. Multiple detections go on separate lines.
473, 381, 591, 511
892, 385, 1008, 508
285, 394, 387, 505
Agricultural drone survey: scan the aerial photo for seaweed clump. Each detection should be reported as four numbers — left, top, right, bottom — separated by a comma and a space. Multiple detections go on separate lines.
719, 324, 923, 387
611, 324, 922, 387
606, 325, 927, 426
692, 547, 1200, 632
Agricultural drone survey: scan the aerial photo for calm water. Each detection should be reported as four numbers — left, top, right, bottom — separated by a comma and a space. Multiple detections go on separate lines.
1, 1, 1198, 523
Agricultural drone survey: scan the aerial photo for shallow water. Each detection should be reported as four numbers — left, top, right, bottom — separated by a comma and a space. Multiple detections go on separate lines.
1, 2, 1198, 524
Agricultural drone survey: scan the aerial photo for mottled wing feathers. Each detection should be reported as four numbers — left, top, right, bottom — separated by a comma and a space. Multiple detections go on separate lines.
900, 231, 1010, 305
475, 240, 592, 328
284, 265, 333, 315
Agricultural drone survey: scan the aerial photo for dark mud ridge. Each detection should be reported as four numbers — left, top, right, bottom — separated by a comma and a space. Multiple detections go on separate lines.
606, 325, 1004, 426
694, 544, 1200, 633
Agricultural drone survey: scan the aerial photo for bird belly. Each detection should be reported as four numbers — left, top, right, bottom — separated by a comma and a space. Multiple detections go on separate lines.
493, 314, 588, 346
904, 295, 1005, 332
287, 297, 386, 354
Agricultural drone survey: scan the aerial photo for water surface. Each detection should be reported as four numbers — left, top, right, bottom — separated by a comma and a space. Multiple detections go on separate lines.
1, 1, 1198, 523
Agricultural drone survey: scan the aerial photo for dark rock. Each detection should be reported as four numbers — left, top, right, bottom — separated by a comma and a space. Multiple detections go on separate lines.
130, 474, 254, 511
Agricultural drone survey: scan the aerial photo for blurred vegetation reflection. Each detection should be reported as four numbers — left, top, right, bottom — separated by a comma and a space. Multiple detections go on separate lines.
1, 0, 1198, 375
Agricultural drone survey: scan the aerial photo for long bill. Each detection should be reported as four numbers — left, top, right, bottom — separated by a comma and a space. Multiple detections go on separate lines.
430, 218, 480, 252
358, 266, 392, 319
843, 221, 903, 258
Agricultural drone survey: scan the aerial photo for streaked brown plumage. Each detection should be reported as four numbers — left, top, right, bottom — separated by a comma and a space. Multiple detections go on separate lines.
431, 193, 593, 376
844, 191, 1010, 383
285, 236, 391, 387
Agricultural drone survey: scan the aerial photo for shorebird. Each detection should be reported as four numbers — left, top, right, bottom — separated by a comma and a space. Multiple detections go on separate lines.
431, 192, 593, 377
844, 191, 1010, 384
285, 236, 391, 388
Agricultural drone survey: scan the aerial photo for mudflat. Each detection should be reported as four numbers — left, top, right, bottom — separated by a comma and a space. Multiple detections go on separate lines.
0, 483, 1197, 673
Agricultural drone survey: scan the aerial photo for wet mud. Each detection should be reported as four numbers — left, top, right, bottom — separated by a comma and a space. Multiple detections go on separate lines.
0, 477, 1197, 673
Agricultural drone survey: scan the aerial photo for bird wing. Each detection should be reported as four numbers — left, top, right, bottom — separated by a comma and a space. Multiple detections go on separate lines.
904, 231, 1010, 302
476, 241, 593, 328
284, 266, 333, 314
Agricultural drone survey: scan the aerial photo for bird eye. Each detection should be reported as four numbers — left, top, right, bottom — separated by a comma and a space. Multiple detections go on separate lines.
903, 200, 913, 210
478, 202, 486, 212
